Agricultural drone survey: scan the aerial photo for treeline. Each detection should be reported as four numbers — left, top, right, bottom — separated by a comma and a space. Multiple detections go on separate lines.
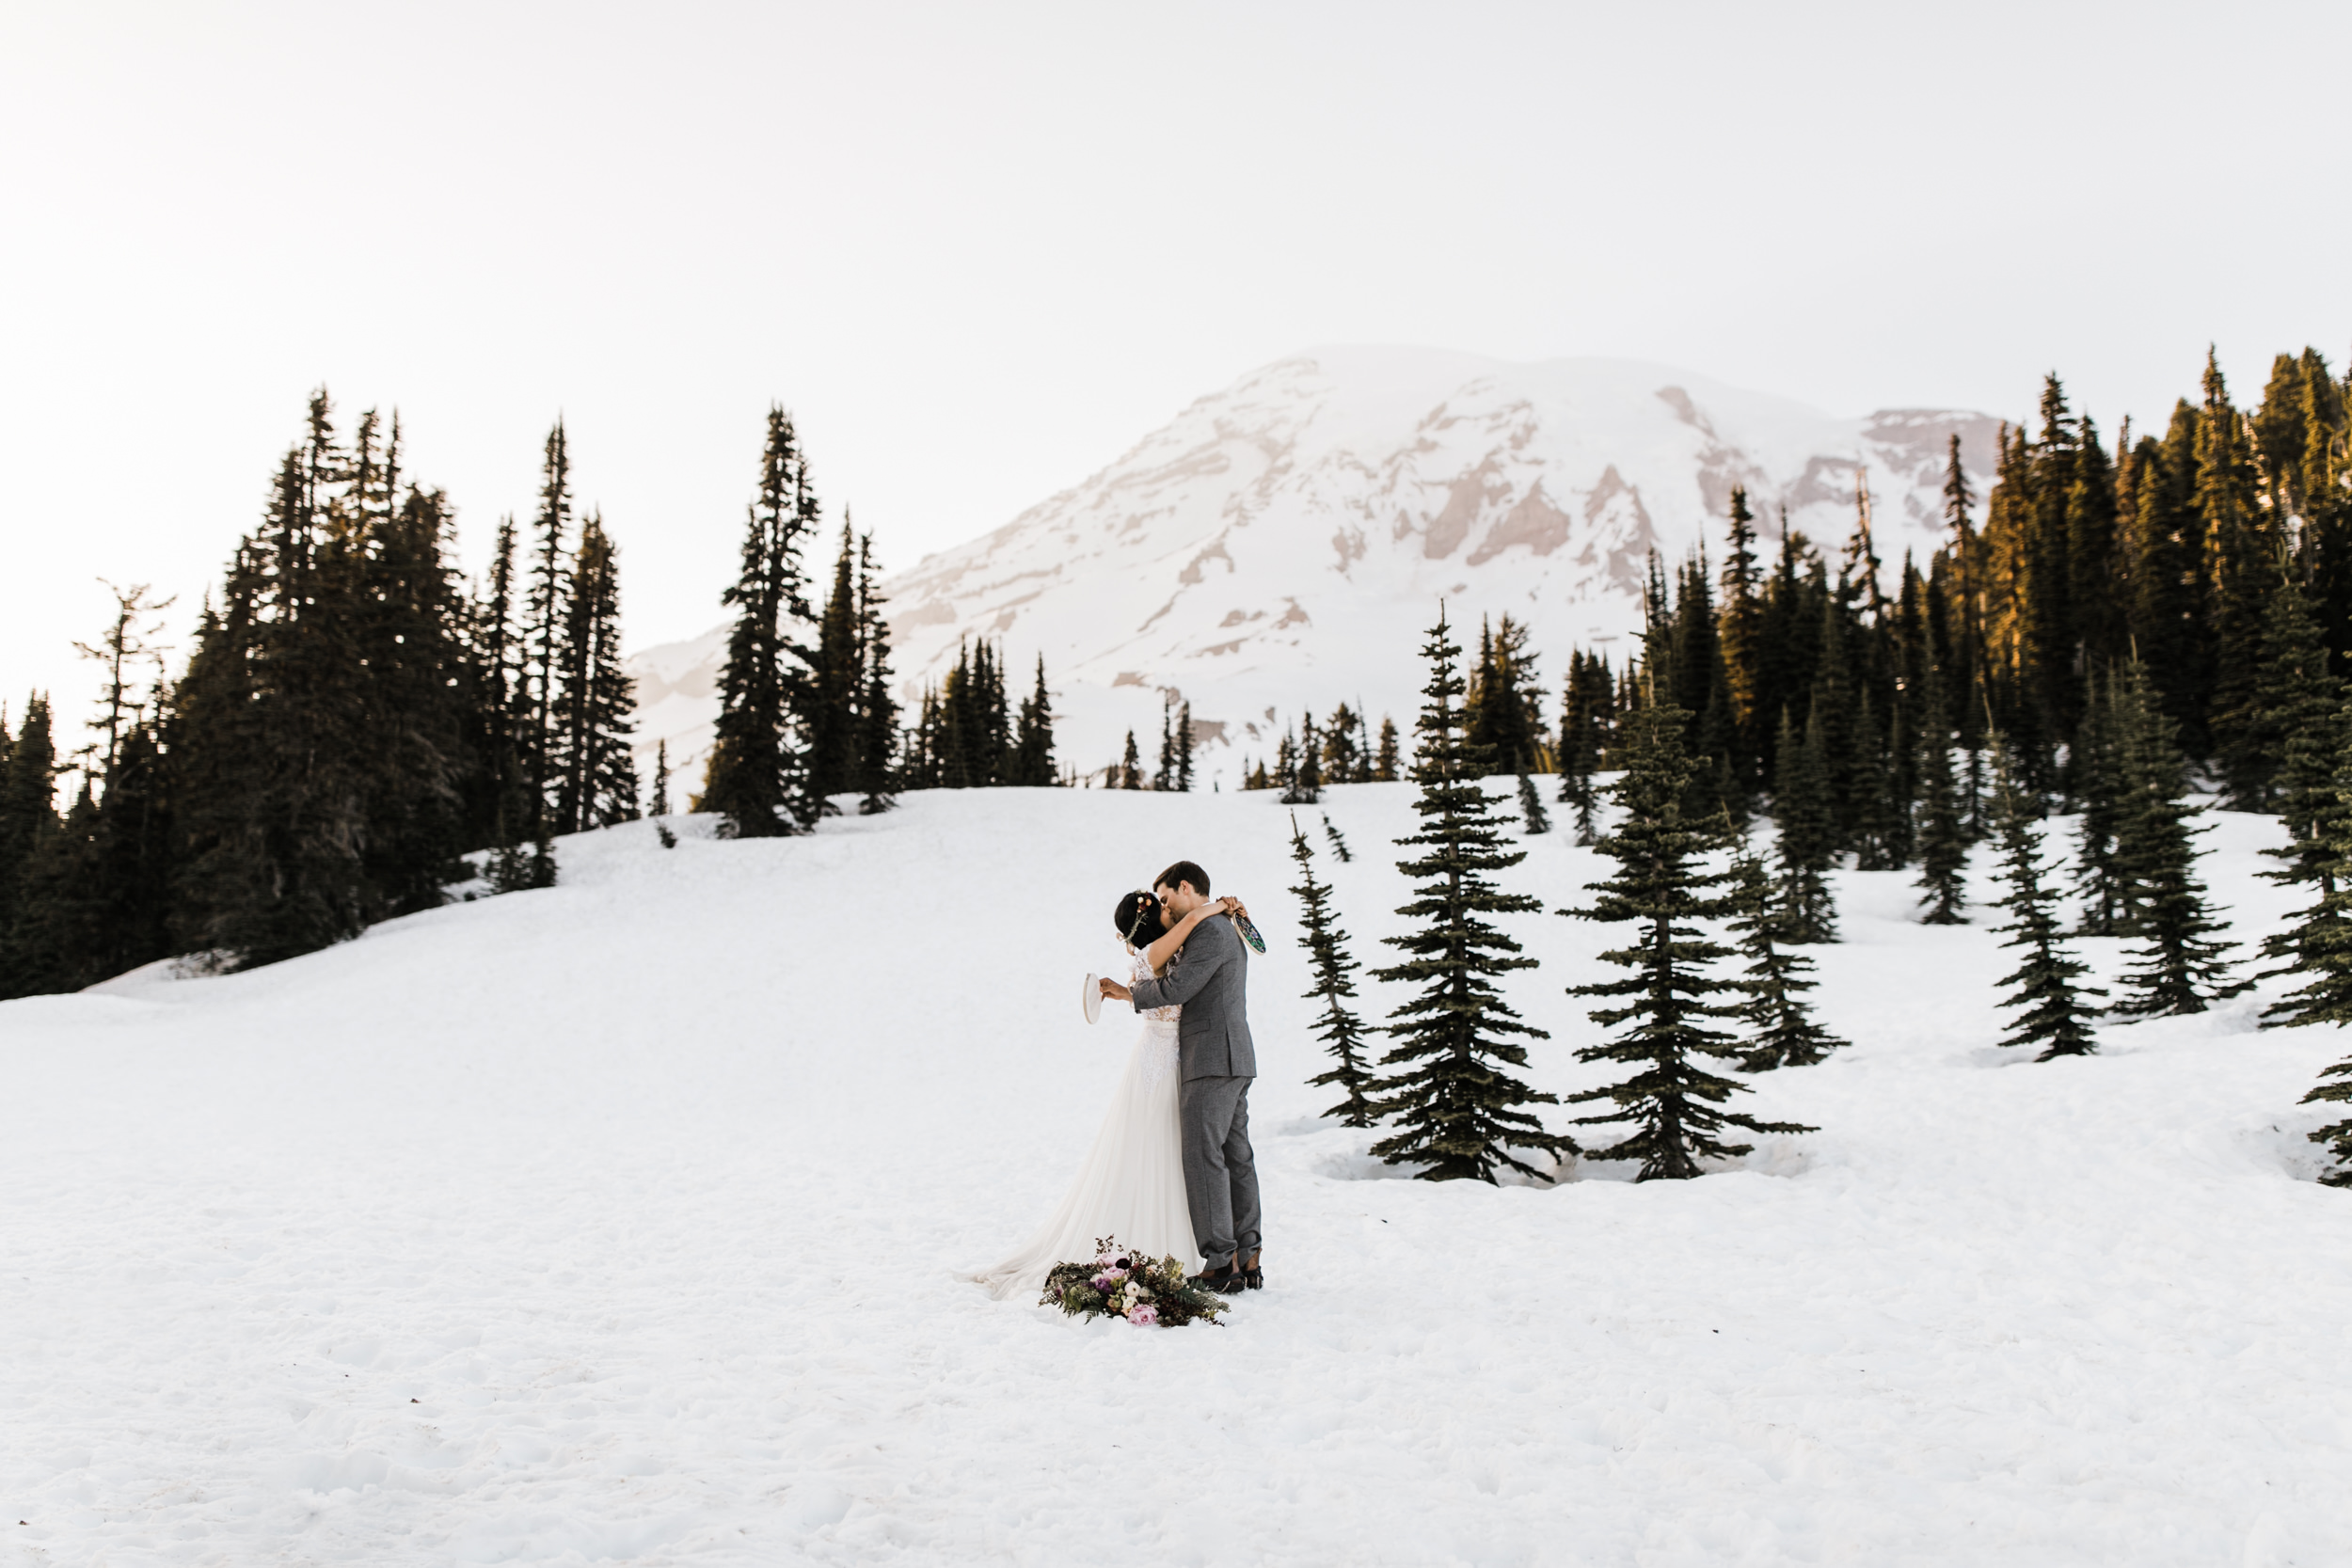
0, 395, 640, 991
1287, 344, 2352, 1187
693, 404, 1061, 839
1565, 350, 2351, 827
2, 392, 1062, 990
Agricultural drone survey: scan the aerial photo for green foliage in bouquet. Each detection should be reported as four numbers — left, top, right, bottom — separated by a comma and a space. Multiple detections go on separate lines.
1040, 1238, 1228, 1327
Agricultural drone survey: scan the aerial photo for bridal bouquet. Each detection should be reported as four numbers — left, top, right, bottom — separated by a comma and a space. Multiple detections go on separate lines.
1041, 1238, 1228, 1328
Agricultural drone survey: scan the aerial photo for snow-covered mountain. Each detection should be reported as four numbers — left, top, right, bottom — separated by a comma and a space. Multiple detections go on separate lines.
629, 347, 2000, 787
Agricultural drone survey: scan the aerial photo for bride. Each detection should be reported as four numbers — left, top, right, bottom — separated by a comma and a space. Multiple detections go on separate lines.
964, 887, 1249, 1300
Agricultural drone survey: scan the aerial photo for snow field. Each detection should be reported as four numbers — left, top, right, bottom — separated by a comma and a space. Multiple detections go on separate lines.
4, 784, 2350, 1566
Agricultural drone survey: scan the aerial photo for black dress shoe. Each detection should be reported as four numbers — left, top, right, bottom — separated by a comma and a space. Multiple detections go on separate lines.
1188, 1266, 1245, 1294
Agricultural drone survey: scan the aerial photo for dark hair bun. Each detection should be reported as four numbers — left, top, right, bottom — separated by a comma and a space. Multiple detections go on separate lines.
1113, 891, 1165, 947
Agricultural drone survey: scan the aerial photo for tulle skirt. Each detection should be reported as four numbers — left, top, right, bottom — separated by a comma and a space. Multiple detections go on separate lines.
964, 1021, 1200, 1300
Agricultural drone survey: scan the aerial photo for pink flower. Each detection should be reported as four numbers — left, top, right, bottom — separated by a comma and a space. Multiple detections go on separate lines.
1125, 1304, 1159, 1327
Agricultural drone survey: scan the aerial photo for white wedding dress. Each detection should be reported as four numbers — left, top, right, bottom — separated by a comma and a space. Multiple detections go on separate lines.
964, 946, 1202, 1299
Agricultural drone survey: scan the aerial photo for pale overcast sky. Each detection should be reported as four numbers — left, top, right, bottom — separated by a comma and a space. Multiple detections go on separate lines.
4, 0, 2346, 736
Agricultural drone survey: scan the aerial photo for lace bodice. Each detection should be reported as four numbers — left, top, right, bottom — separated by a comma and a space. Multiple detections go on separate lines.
1131, 948, 1181, 1025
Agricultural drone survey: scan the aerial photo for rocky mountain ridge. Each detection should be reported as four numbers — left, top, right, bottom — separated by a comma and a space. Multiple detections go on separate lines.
630, 347, 1999, 789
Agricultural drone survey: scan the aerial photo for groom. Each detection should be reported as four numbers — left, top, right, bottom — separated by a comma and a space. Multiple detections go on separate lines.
1099, 860, 1262, 1293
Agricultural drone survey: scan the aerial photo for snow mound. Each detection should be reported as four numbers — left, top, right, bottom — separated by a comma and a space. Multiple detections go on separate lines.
5, 786, 2350, 1564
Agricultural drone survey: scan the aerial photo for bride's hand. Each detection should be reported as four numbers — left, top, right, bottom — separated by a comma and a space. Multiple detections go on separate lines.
1219, 896, 1248, 922
1098, 978, 1132, 1003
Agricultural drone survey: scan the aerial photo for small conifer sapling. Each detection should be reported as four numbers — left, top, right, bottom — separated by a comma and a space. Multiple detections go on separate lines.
1288, 812, 1376, 1127
1986, 742, 2103, 1059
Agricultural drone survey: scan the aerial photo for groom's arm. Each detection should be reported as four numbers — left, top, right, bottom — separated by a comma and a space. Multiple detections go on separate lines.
1127, 918, 1235, 1011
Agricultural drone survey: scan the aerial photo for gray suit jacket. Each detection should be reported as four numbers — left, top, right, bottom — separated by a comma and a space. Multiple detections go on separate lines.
1128, 913, 1256, 1081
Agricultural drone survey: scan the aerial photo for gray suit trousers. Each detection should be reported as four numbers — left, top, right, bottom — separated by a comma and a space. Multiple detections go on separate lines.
1180, 1074, 1261, 1269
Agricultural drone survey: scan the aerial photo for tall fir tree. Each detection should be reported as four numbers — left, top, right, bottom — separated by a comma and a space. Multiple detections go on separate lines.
1375, 715, 1400, 782
521, 419, 573, 827
1288, 812, 1376, 1128
1986, 741, 2104, 1059
1772, 707, 1837, 942
550, 512, 639, 833
1174, 703, 1195, 792
1727, 831, 1848, 1071
1120, 729, 1142, 789
1913, 668, 1968, 924
1566, 699, 1812, 1180
1718, 487, 1767, 786
853, 533, 900, 812
1367, 609, 1568, 1182
2258, 722, 2352, 1030
2071, 668, 2132, 935
1291, 713, 1324, 802
1322, 702, 1362, 786
2108, 658, 2247, 1016
1009, 656, 1057, 788
704, 407, 817, 838
806, 524, 862, 811
171, 400, 379, 965
0, 695, 58, 976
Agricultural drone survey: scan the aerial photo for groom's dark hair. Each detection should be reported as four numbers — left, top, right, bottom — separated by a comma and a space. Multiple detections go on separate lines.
1154, 860, 1211, 898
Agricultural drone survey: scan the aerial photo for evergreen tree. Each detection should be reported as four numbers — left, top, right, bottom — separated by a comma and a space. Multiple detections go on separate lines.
2072, 668, 2131, 935
1155, 699, 1176, 790
1987, 742, 2104, 1058
806, 524, 862, 810
1289, 714, 1324, 803
1322, 702, 1362, 785
0, 695, 58, 969
4, 779, 102, 995
1120, 729, 1142, 789
2248, 566, 2344, 853
1375, 716, 1400, 782
521, 420, 573, 825
1718, 487, 1767, 785
550, 512, 639, 832
1566, 699, 1812, 1180
2197, 353, 2275, 800
1009, 657, 1057, 788
1465, 614, 1546, 776
2258, 712, 2352, 1029
472, 513, 534, 873
2303, 1046, 2352, 1188
1175, 703, 1195, 792
651, 739, 677, 848
704, 407, 816, 838
70, 581, 174, 778
1913, 670, 1968, 924
1289, 812, 1376, 1128
1367, 609, 1568, 1182
1849, 687, 1901, 871
1772, 707, 1837, 942
1727, 832, 1847, 1071
2108, 659, 2247, 1015
1516, 771, 1549, 834
853, 533, 900, 813
1322, 811, 1352, 862
171, 400, 380, 965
